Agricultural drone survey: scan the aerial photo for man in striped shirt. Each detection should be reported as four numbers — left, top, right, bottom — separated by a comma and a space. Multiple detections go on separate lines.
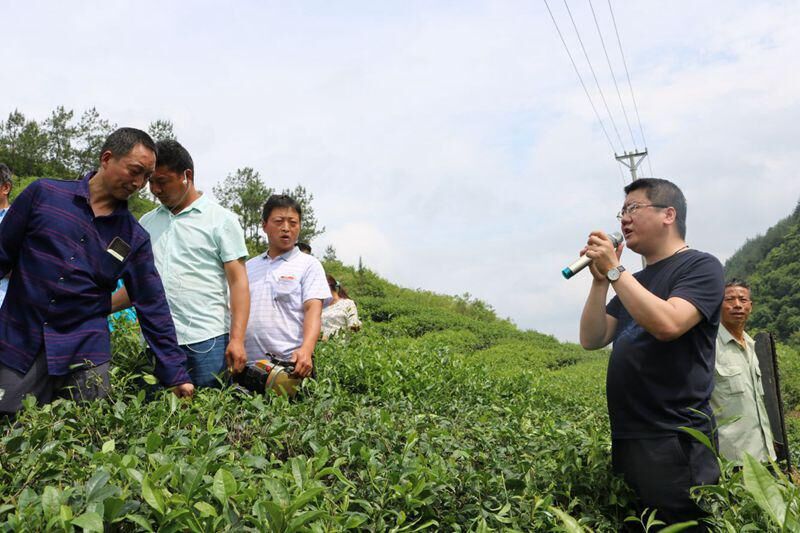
244, 195, 330, 377
0, 128, 193, 415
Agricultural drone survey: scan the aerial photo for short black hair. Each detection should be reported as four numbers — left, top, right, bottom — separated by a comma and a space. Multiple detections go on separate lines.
0, 163, 12, 189
262, 194, 302, 222
296, 242, 312, 253
624, 178, 687, 239
725, 278, 750, 291
99, 127, 157, 162
155, 139, 194, 174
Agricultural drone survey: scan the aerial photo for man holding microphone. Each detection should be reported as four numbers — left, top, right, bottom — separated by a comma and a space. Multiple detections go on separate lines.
579, 178, 724, 527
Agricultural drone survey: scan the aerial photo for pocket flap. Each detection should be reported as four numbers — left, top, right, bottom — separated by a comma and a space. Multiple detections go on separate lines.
716, 364, 743, 377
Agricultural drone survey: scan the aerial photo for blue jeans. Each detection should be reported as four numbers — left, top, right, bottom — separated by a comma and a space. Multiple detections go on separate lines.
181, 333, 229, 388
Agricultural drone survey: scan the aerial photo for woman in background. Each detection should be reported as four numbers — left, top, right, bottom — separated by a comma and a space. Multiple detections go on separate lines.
321, 274, 362, 340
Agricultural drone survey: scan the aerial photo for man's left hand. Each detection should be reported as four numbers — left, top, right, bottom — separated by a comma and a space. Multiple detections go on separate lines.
225, 339, 248, 374
290, 347, 314, 378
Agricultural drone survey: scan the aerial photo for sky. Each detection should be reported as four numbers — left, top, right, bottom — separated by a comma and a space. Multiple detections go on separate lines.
2, 1, 798, 343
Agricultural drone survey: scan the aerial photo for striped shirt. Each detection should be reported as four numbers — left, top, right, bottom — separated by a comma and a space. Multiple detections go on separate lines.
0, 175, 189, 386
245, 247, 330, 361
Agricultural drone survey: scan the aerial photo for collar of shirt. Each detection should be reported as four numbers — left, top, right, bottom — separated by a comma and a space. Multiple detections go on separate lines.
264, 246, 300, 263
156, 191, 208, 217
719, 324, 755, 350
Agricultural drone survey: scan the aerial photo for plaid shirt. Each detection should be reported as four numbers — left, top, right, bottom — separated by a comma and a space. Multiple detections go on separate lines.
0, 175, 189, 386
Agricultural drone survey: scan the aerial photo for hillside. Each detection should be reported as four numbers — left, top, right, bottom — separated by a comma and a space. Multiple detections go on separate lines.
724, 201, 800, 344
724, 201, 800, 281
1, 261, 798, 531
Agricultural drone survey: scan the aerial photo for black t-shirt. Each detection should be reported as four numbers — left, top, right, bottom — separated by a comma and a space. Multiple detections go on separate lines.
606, 249, 724, 438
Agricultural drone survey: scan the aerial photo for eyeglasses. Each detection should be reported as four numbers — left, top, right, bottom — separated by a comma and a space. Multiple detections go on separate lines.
616, 203, 670, 220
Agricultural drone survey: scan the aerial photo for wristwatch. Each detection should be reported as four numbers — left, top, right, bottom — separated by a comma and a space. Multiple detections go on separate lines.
607, 265, 626, 283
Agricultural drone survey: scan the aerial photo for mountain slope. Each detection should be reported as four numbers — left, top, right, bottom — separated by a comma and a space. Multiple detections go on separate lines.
724, 201, 800, 343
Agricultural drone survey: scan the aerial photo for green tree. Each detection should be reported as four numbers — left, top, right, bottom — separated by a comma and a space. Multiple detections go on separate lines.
8, 176, 39, 202
749, 222, 800, 343
213, 167, 271, 254
1, 106, 153, 219
148, 119, 176, 142
0, 107, 119, 178
284, 184, 324, 244
323, 245, 338, 262
0, 110, 53, 176
43, 106, 79, 177
72, 107, 116, 175
213, 169, 325, 256
128, 191, 159, 220
724, 201, 800, 281
724, 197, 800, 345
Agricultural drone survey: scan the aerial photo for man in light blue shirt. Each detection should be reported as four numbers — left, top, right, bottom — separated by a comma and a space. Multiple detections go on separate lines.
0, 164, 12, 307
112, 141, 250, 387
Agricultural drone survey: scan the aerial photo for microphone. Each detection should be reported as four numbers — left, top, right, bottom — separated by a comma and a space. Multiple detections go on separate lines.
562, 231, 624, 279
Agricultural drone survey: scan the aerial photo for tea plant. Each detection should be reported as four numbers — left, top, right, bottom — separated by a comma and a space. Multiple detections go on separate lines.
1, 262, 799, 531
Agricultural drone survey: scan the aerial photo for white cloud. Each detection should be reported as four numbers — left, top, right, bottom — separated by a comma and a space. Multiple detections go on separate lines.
1, 0, 798, 343
317, 222, 398, 278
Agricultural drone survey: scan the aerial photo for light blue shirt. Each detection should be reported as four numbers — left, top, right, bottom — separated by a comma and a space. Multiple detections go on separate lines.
244, 247, 330, 361
0, 208, 8, 307
140, 194, 248, 345
108, 279, 138, 331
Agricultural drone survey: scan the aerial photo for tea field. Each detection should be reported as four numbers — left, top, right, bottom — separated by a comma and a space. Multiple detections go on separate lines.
1, 261, 799, 531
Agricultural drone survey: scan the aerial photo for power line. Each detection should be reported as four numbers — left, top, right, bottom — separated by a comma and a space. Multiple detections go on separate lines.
588, 0, 637, 150
542, 0, 619, 156
562, 0, 626, 152
608, 0, 654, 177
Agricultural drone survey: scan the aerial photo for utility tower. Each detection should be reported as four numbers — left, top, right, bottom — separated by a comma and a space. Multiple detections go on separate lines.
615, 149, 648, 182
616, 149, 650, 268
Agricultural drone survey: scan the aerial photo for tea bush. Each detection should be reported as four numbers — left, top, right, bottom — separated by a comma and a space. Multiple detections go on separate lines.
2, 262, 800, 531
0, 329, 628, 531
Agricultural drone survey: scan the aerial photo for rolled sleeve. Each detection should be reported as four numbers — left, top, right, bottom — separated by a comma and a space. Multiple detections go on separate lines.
123, 238, 190, 386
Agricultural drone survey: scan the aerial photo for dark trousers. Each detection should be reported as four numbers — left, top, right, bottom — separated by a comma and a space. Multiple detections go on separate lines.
0, 352, 109, 415
612, 434, 719, 530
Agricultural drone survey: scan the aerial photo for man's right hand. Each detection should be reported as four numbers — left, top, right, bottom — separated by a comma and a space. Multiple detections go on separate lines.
171, 382, 195, 398
225, 339, 248, 375
290, 347, 314, 378
582, 231, 624, 283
